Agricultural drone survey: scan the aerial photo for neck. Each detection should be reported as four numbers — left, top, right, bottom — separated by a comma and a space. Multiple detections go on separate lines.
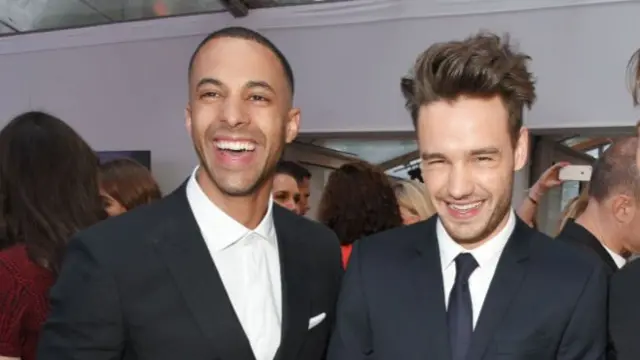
196, 168, 271, 229
575, 206, 624, 255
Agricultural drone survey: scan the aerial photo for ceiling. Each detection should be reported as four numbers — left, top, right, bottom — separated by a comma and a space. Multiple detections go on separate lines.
0, 0, 345, 34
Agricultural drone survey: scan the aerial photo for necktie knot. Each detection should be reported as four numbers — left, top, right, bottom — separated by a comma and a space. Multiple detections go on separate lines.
455, 253, 478, 283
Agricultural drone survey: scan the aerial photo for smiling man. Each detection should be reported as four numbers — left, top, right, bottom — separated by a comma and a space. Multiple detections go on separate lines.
327, 32, 607, 360
37, 27, 342, 360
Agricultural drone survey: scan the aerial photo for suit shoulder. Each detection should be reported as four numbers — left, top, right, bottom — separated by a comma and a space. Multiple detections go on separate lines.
613, 258, 640, 284
529, 230, 605, 276
356, 220, 427, 254
71, 197, 173, 256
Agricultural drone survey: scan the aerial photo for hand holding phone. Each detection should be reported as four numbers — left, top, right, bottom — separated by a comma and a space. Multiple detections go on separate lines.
558, 165, 592, 182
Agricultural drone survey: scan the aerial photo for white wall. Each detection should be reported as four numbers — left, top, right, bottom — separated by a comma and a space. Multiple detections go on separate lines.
0, 0, 635, 192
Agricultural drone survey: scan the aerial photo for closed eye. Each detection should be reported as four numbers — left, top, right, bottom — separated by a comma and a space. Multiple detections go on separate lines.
249, 95, 269, 102
200, 91, 220, 99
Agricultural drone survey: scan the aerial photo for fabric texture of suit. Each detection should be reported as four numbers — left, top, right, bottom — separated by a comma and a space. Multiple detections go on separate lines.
327, 215, 608, 360
609, 258, 640, 360
37, 183, 343, 360
556, 219, 618, 274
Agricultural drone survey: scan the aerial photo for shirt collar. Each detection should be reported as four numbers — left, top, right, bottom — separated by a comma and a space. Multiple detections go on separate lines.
603, 244, 627, 268
438, 210, 516, 270
186, 166, 275, 252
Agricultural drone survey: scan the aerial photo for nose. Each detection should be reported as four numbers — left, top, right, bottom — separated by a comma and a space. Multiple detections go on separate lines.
222, 96, 248, 128
447, 164, 474, 199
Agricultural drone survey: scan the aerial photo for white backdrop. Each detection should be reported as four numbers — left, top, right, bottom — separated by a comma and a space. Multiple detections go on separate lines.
0, 0, 635, 191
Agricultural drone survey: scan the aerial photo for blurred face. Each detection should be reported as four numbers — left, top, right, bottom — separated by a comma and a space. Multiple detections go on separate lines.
399, 205, 421, 225
298, 177, 311, 215
272, 173, 301, 214
418, 96, 527, 248
101, 191, 127, 217
186, 37, 300, 198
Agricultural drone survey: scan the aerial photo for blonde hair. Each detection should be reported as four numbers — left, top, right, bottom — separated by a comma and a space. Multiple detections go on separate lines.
393, 179, 436, 221
556, 183, 590, 236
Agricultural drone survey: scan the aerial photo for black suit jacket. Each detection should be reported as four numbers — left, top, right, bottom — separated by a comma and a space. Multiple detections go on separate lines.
609, 258, 640, 360
557, 219, 618, 274
327, 216, 608, 360
37, 184, 343, 360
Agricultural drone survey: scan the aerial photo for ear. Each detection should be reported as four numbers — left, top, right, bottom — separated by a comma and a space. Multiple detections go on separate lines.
285, 107, 301, 144
514, 127, 529, 172
185, 105, 192, 134
611, 194, 636, 224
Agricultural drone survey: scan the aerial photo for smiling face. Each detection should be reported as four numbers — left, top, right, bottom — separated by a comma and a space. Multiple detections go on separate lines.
418, 95, 527, 248
186, 36, 299, 198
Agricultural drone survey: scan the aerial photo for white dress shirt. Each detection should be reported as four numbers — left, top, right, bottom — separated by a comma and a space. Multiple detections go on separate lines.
186, 167, 282, 360
437, 210, 516, 328
603, 245, 627, 269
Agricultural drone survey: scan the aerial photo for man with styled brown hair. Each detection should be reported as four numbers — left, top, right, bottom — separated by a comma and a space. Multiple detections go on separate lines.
328, 32, 607, 360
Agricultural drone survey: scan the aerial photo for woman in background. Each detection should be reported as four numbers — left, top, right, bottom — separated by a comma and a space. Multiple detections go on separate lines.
393, 179, 435, 225
318, 161, 403, 268
0, 111, 105, 360
556, 184, 590, 236
99, 158, 162, 217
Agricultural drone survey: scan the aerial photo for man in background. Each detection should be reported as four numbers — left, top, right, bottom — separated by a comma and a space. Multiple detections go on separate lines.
291, 162, 312, 215
608, 48, 640, 360
557, 138, 640, 274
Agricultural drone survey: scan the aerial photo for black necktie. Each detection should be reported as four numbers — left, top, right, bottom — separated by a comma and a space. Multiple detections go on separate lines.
447, 253, 479, 360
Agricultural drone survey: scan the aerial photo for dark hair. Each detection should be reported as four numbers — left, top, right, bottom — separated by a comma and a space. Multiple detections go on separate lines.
589, 137, 640, 201
276, 160, 310, 183
628, 48, 640, 106
318, 161, 403, 246
402, 32, 536, 143
100, 158, 162, 210
188, 26, 295, 94
0, 111, 105, 274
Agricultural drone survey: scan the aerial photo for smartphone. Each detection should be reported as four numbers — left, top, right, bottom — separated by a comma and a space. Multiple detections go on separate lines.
559, 165, 592, 182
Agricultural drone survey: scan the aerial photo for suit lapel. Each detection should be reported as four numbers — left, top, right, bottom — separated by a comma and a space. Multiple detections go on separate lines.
153, 184, 256, 360
273, 206, 310, 360
466, 218, 532, 360
409, 217, 452, 360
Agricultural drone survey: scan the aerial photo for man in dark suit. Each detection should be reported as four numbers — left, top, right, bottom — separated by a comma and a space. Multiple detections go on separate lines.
327, 32, 607, 360
606, 48, 640, 360
37, 27, 343, 360
556, 138, 639, 275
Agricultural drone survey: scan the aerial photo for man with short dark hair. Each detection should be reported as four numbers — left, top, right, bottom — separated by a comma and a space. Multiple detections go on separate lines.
38, 26, 342, 360
557, 138, 640, 274
606, 48, 640, 360
328, 32, 607, 360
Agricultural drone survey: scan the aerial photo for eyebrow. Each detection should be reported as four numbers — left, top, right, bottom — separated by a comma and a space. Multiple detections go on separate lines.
195, 78, 276, 94
421, 147, 501, 160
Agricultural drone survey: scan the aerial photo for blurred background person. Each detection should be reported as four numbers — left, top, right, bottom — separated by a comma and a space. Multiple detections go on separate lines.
556, 184, 590, 236
289, 161, 312, 216
0, 111, 105, 360
393, 179, 435, 225
516, 162, 568, 228
272, 161, 303, 214
318, 161, 403, 268
99, 158, 162, 217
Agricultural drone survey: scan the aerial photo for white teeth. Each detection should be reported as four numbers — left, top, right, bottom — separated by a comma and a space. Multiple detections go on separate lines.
449, 202, 482, 211
215, 141, 256, 151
